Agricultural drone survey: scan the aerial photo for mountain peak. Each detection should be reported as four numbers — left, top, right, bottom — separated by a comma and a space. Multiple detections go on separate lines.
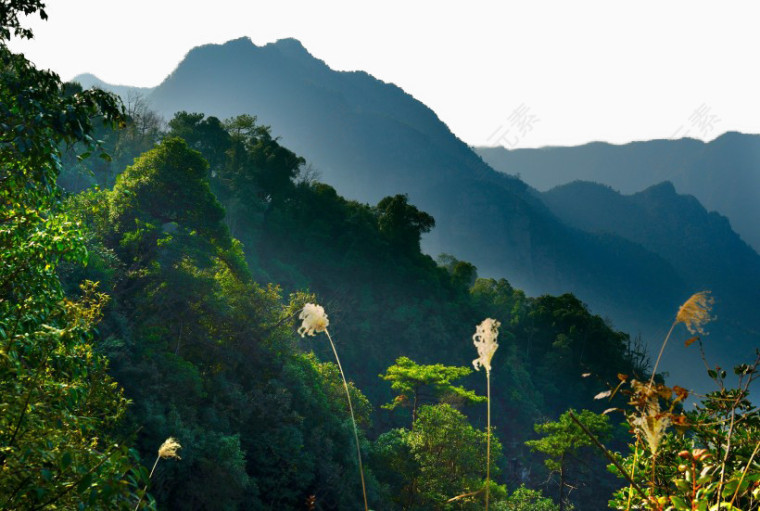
220, 36, 256, 49
266, 37, 320, 66
70, 73, 154, 97
182, 36, 256, 63
271, 37, 308, 53
207, 36, 314, 60
73, 72, 99, 84
644, 180, 677, 195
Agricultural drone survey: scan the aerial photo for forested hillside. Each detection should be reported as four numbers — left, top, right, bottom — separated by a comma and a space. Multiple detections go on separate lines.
76, 38, 760, 394
541, 181, 760, 387
58, 105, 647, 509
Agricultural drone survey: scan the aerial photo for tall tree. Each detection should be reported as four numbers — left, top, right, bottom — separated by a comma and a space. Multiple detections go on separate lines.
167, 111, 231, 174
526, 410, 611, 511
0, 3, 146, 507
373, 404, 504, 510
375, 194, 435, 251
380, 356, 485, 427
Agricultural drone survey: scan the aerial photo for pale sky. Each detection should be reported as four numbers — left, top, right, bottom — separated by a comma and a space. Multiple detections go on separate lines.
9, 0, 760, 148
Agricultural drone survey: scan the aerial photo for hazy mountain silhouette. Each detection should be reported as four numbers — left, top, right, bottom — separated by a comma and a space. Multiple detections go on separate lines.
477, 133, 760, 253
73, 73, 153, 100
134, 37, 498, 204
542, 181, 760, 384
75, 37, 759, 391
134, 38, 683, 305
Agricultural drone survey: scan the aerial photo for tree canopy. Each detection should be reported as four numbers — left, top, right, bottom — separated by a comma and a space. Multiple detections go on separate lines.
1, 2, 146, 507
380, 356, 485, 427
526, 410, 611, 511
47, 91, 659, 510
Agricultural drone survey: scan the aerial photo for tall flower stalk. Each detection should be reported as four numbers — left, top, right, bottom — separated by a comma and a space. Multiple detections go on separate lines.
299, 303, 368, 511
472, 318, 500, 511
134, 437, 182, 510
649, 291, 713, 385
641, 291, 713, 501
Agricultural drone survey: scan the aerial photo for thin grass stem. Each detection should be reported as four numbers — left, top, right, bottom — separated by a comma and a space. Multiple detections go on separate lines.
649, 322, 676, 387
486, 370, 491, 511
134, 455, 160, 511
626, 441, 640, 511
325, 329, 368, 511
728, 439, 760, 507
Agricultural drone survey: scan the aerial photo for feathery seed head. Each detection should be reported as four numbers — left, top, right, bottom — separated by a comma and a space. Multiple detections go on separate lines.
298, 303, 329, 337
472, 318, 500, 374
158, 437, 182, 459
632, 412, 670, 455
629, 380, 671, 455
676, 291, 714, 335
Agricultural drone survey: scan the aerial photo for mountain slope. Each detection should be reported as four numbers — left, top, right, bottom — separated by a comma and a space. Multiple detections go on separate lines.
476, 133, 760, 253
77, 37, 759, 390
138, 37, 692, 322
542, 180, 760, 383
142, 37, 495, 205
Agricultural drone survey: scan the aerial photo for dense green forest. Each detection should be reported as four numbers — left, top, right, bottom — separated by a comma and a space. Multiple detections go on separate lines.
56, 102, 641, 511
3, 3, 759, 510
75, 29, 760, 399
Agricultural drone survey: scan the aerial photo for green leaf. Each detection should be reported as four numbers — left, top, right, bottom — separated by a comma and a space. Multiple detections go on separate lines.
734, 364, 750, 375
669, 495, 689, 510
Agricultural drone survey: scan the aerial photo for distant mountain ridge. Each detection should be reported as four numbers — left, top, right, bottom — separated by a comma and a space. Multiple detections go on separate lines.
541, 180, 760, 383
74, 37, 760, 391
476, 133, 760, 253
73, 72, 153, 100
139, 37, 501, 202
